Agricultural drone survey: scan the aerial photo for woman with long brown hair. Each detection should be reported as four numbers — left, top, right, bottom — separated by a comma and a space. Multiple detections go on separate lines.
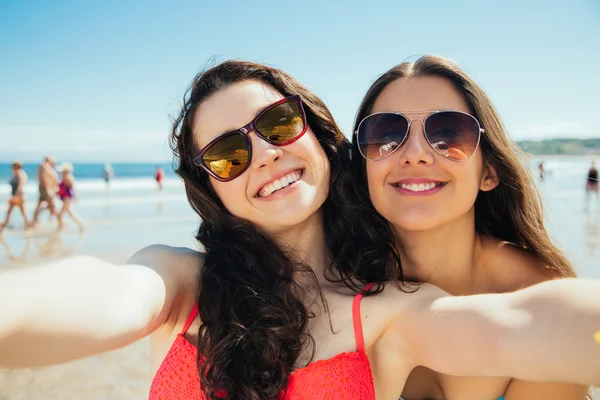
352, 55, 592, 399
1, 60, 600, 400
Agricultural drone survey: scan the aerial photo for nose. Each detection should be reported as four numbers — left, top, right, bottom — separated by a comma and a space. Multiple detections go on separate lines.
395, 118, 434, 166
249, 131, 283, 170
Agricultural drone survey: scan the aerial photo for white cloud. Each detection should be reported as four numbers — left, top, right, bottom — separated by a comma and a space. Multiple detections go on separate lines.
511, 121, 595, 141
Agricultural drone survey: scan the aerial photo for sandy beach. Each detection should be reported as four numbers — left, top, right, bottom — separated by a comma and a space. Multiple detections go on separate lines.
0, 246, 153, 400
1, 156, 599, 399
0, 337, 151, 400
0, 182, 200, 400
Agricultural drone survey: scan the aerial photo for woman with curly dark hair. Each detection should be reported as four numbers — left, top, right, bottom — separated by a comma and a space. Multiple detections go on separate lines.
1, 60, 600, 400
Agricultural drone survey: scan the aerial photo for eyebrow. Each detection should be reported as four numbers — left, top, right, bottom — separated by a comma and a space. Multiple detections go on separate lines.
376, 108, 461, 113
205, 97, 285, 141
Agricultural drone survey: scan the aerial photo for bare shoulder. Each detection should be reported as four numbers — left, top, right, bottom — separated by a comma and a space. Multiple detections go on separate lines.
376, 281, 444, 303
128, 244, 202, 283
364, 282, 453, 372
128, 243, 202, 263
128, 245, 203, 327
364, 281, 447, 332
479, 236, 559, 291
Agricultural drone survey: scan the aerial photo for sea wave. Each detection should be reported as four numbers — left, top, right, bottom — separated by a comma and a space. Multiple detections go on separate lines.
0, 177, 184, 198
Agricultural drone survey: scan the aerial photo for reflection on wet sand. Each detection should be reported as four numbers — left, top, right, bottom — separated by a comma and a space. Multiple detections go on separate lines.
585, 212, 600, 258
38, 231, 85, 260
0, 230, 85, 267
0, 235, 31, 265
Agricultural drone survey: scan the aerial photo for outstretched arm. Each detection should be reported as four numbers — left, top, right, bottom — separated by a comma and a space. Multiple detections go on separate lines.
0, 245, 199, 368
400, 278, 600, 386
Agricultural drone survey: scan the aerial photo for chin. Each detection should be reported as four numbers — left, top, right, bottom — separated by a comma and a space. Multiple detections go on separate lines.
388, 213, 441, 233
259, 214, 315, 233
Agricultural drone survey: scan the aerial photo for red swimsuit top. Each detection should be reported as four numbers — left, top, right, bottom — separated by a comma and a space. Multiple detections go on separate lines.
148, 283, 377, 399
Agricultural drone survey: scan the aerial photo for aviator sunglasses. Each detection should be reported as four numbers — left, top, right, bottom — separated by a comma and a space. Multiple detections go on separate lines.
355, 110, 484, 161
193, 95, 308, 181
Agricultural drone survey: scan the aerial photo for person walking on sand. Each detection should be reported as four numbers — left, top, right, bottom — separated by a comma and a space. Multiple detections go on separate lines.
56, 162, 84, 231
0, 161, 30, 232
154, 165, 165, 190
30, 156, 59, 228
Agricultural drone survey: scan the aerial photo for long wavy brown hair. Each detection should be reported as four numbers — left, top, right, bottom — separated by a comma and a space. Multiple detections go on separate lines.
169, 60, 400, 399
351, 55, 576, 278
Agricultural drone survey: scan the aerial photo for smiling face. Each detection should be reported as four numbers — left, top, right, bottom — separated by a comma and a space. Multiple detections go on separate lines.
192, 80, 330, 233
365, 76, 498, 233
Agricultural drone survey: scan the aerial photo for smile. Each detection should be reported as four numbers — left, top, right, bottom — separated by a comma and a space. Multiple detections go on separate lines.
391, 179, 447, 196
395, 182, 443, 192
257, 169, 304, 198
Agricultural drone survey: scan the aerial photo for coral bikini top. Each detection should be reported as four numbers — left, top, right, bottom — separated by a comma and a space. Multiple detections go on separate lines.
149, 283, 377, 399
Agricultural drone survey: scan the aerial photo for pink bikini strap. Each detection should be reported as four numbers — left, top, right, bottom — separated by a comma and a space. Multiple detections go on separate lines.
180, 303, 199, 335
352, 282, 376, 353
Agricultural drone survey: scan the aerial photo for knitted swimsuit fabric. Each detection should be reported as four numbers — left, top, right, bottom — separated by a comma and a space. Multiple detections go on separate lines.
149, 283, 376, 400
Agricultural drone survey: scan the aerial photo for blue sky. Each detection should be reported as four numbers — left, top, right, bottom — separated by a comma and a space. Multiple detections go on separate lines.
1, 0, 599, 162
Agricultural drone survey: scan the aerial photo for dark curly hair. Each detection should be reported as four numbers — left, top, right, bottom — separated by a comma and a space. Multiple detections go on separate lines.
169, 60, 401, 399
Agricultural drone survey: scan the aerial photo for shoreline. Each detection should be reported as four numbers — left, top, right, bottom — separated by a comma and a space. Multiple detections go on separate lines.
523, 153, 598, 158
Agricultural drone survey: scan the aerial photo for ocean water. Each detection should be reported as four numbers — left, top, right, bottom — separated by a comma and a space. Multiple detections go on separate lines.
527, 156, 600, 279
0, 157, 598, 279
0, 162, 190, 220
0, 162, 177, 182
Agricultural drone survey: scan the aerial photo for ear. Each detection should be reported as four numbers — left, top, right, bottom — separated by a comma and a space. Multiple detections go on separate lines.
480, 162, 500, 192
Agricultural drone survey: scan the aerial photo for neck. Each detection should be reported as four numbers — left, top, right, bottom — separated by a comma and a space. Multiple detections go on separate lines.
394, 211, 484, 295
270, 210, 331, 286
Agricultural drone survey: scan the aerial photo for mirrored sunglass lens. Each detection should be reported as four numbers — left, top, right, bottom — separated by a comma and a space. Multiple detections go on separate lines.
256, 101, 304, 144
425, 112, 480, 161
201, 133, 249, 179
358, 114, 408, 160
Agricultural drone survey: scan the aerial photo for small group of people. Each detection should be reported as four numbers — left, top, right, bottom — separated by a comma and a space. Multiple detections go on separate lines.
2, 56, 600, 400
1, 156, 84, 233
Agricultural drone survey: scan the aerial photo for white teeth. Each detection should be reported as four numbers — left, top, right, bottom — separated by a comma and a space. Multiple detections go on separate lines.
258, 171, 302, 197
399, 182, 439, 192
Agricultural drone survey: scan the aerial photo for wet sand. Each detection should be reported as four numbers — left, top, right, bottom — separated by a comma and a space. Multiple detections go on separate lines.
0, 213, 199, 400
0, 338, 151, 400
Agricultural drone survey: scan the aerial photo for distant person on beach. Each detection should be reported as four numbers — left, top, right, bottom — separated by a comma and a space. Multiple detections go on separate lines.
2, 62, 600, 399
585, 159, 599, 210
56, 162, 84, 231
586, 159, 598, 193
538, 161, 545, 181
30, 156, 58, 228
102, 162, 114, 186
0, 161, 30, 232
154, 165, 164, 190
